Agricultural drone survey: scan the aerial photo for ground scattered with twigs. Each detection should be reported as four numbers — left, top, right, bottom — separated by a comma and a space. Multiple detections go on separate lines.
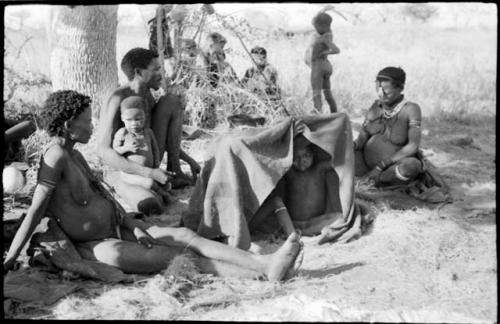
3, 117, 496, 322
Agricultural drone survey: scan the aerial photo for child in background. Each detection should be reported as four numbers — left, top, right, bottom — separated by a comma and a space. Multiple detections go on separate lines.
112, 96, 175, 206
305, 7, 340, 113
241, 46, 281, 102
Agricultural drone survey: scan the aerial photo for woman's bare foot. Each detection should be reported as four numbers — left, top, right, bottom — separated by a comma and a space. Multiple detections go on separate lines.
266, 231, 303, 281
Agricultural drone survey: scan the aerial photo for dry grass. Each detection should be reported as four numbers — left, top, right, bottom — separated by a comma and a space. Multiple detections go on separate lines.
3, 6, 497, 322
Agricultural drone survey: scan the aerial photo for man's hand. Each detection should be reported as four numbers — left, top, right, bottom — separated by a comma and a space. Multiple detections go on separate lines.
149, 168, 174, 185
133, 227, 157, 249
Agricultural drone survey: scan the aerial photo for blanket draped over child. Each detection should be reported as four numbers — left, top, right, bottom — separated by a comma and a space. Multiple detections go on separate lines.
183, 113, 372, 249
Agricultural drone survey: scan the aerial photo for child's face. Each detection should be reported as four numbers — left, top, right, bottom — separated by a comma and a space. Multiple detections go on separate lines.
313, 21, 330, 34
207, 37, 225, 53
121, 108, 145, 134
293, 146, 314, 171
251, 53, 267, 66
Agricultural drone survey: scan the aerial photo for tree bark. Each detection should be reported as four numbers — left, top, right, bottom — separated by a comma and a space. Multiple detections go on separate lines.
49, 5, 118, 121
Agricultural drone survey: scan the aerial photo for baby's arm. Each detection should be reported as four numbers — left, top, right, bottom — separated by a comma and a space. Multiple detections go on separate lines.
113, 128, 139, 155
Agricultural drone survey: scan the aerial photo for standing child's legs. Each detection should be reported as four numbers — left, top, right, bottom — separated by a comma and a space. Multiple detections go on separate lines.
322, 72, 337, 113
311, 62, 324, 112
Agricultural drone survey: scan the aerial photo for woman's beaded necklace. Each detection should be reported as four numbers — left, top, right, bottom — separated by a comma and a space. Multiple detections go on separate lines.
382, 99, 407, 119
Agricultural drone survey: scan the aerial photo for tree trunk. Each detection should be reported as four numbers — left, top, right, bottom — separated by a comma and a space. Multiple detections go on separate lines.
49, 5, 118, 121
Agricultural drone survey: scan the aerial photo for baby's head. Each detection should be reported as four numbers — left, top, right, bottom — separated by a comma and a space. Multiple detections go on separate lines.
312, 12, 332, 34
292, 135, 315, 172
250, 46, 267, 67
120, 96, 146, 134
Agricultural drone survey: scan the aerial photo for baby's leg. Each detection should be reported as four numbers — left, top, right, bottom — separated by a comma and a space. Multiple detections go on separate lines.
120, 171, 155, 189
106, 171, 163, 215
322, 72, 338, 113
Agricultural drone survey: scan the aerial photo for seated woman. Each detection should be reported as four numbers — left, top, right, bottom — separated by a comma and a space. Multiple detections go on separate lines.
3, 90, 303, 281
354, 66, 423, 186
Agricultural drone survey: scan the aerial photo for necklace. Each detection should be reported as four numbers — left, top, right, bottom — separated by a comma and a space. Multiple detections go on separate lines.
382, 99, 407, 119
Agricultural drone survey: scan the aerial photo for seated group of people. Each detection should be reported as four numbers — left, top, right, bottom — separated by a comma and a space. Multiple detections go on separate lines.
3, 8, 430, 280
172, 31, 281, 108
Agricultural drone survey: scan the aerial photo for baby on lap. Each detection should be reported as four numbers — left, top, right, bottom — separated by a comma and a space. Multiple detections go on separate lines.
112, 96, 174, 205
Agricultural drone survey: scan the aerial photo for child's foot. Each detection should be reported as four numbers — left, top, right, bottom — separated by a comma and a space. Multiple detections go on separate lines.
266, 231, 303, 281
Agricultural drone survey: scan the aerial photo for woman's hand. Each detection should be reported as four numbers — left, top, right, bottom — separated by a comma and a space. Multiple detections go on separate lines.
133, 227, 158, 249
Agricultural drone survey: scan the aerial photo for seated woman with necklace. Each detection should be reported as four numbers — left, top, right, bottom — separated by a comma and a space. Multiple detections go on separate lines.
353, 66, 423, 186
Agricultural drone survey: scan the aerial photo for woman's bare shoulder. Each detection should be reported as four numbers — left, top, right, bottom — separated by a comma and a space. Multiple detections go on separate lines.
42, 143, 68, 167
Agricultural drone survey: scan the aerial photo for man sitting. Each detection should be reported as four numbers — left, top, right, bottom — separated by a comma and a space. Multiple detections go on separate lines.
97, 48, 201, 215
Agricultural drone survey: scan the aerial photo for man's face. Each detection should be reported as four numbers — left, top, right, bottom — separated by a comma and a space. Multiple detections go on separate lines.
293, 146, 314, 172
121, 108, 145, 134
376, 79, 402, 105
140, 58, 162, 90
251, 53, 267, 67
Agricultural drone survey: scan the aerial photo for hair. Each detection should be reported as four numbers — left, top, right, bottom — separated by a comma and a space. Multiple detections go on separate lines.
40, 90, 91, 136
120, 96, 147, 112
376, 66, 406, 89
207, 32, 227, 46
120, 48, 159, 81
251, 46, 267, 57
313, 12, 332, 27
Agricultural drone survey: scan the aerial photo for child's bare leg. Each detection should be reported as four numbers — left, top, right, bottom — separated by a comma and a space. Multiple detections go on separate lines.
250, 195, 295, 236
311, 63, 324, 112
322, 76, 338, 113
145, 225, 302, 281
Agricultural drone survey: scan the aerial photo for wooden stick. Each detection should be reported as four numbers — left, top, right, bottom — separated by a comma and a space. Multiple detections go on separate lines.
231, 29, 290, 116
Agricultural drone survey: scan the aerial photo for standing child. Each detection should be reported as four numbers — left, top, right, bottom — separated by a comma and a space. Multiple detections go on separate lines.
112, 96, 175, 207
305, 8, 340, 113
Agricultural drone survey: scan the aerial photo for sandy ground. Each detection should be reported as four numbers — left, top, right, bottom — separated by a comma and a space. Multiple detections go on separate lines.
3, 118, 496, 322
